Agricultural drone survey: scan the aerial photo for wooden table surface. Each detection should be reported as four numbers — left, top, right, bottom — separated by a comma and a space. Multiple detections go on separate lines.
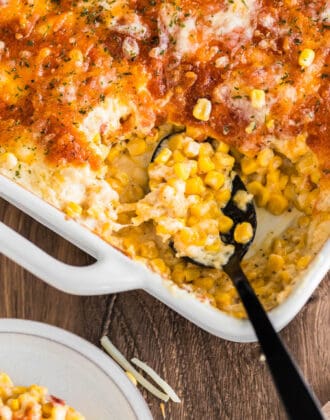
0, 197, 329, 420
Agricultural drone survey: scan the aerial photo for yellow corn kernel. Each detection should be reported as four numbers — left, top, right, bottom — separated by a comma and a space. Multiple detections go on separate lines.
250, 89, 266, 109
298, 48, 315, 67
186, 177, 205, 195
154, 147, 172, 164
246, 269, 258, 280
296, 154, 316, 174
189, 160, 198, 176
215, 189, 231, 206
8, 399, 20, 411
122, 237, 137, 252
204, 171, 225, 190
267, 194, 288, 215
214, 291, 232, 307
245, 121, 257, 134
0, 373, 13, 387
205, 241, 222, 252
15, 144, 35, 164
193, 277, 214, 290
29, 385, 44, 398
172, 150, 185, 163
266, 117, 275, 130
185, 266, 201, 281
297, 255, 312, 270
92, 133, 101, 145
183, 139, 200, 157
209, 202, 221, 218
266, 169, 280, 186
107, 177, 122, 192
127, 138, 146, 156
234, 222, 253, 244
155, 222, 170, 236
140, 241, 159, 258
298, 215, 310, 228
42, 403, 53, 417
174, 162, 191, 180
198, 155, 215, 173
216, 141, 230, 153
65, 202, 82, 217
251, 278, 265, 289
145, 131, 159, 144
167, 134, 184, 150
192, 98, 212, 121
107, 144, 123, 162
12, 386, 27, 395
257, 148, 274, 167
0, 152, 18, 170
280, 270, 292, 284
267, 254, 285, 271
247, 181, 270, 207
218, 215, 234, 233
279, 174, 289, 190
199, 142, 214, 156
69, 48, 84, 65
195, 230, 208, 246
241, 157, 258, 175
272, 238, 286, 255
178, 228, 199, 245
86, 205, 104, 220
37, 46, 51, 59
150, 258, 169, 275
166, 178, 178, 188
269, 155, 282, 170
189, 202, 209, 217
283, 183, 296, 202
66, 408, 84, 420
297, 189, 318, 214
172, 269, 186, 284
185, 125, 206, 140
310, 170, 320, 184
186, 215, 199, 226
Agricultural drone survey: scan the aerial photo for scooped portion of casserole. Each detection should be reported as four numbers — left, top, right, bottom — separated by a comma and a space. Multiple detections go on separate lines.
0, 373, 84, 420
0, 0, 329, 317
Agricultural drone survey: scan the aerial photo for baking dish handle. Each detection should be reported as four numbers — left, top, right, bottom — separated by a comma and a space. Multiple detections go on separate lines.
0, 222, 148, 295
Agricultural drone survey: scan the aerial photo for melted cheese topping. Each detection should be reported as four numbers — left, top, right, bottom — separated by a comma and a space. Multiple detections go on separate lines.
0, 0, 328, 170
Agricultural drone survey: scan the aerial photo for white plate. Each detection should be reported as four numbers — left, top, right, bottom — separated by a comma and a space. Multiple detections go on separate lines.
0, 319, 152, 420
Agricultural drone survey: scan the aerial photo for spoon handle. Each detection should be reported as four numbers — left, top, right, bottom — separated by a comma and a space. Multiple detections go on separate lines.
224, 257, 325, 420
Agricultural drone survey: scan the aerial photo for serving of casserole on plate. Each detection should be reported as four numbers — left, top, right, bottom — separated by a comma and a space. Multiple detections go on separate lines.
0, 373, 85, 420
0, 0, 329, 337
0, 319, 152, 419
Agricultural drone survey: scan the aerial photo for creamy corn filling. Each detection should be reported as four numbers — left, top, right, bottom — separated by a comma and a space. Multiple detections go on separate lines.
0, 126, 329, 318
0, 373, 84, 420
133, 135, 238, 268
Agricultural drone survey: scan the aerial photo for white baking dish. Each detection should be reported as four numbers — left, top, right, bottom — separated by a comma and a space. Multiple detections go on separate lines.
0, 174, 329, 342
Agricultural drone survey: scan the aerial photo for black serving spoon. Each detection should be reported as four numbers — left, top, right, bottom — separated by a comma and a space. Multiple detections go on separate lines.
221, 175, 324, 420
151, 136, 325, 420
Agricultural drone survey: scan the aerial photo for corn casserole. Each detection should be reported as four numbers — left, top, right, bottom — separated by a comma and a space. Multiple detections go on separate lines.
0, 373, 84, 420
0, 0, 329, 317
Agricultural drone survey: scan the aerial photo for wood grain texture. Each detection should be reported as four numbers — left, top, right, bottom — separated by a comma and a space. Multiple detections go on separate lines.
0, 198, 329, 420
